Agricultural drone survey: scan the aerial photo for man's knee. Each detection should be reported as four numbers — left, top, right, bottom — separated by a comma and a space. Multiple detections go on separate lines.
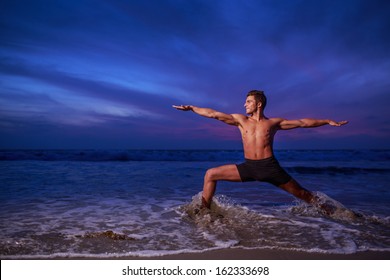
204, 168, 218, 181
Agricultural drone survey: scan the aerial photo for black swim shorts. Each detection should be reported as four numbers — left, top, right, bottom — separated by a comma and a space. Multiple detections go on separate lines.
236, 156, 292, 186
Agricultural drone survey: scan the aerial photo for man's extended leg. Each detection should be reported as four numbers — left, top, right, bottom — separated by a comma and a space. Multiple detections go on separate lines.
278, 179, 336, 215
202, 164, 241, 208
278, 178, 314, 204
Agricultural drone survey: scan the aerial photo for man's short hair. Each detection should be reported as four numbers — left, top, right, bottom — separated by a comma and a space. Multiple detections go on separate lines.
247, 90, 267, 109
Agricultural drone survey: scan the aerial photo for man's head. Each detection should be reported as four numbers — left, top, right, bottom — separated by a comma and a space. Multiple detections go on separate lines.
245, 90, 267, 115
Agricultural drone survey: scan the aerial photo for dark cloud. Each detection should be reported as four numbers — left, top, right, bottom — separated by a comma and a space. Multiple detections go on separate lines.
0, 0, 389, 149
0, 57, 180, 114
256, 0, 390, 58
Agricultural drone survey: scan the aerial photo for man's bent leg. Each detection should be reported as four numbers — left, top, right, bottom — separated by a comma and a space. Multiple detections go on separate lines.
202, 164, 241, 208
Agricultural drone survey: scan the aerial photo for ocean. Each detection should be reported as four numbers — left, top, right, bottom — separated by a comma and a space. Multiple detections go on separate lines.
0, 149, 389, 259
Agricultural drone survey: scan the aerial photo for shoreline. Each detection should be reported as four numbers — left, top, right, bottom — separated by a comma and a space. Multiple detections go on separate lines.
116, 248, 390, 260
4, 248, 390, 260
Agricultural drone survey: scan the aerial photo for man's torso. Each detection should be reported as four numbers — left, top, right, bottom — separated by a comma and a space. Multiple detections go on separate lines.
235, 115, 282, 160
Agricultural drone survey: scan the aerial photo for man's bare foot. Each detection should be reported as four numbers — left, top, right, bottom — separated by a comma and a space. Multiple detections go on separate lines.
318, 201, 337, 216
193, 196, 211, 215
310, 194, 336, 216
202, 196, 211, 209
310, 194, 363, 219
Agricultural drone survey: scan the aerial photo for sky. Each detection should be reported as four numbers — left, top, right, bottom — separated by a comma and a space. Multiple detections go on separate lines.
1, 0, 389, 150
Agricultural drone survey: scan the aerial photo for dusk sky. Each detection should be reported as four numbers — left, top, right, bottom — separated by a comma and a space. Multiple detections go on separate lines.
1, 0, 389, 150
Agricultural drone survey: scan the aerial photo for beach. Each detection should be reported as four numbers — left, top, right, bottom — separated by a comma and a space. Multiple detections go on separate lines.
140, 248, 390, 260
1, 149, 389, 259
59, 248, 390, 260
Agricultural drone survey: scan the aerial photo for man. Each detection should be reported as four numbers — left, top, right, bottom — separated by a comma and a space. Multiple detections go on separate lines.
173, 90, 348, 214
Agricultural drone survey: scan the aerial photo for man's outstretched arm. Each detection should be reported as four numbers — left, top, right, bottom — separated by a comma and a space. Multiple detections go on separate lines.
279, 118, 348, 130
172, 105, 240, 126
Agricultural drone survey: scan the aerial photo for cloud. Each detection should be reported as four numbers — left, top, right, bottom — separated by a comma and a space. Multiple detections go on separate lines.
0, 0, 389, 149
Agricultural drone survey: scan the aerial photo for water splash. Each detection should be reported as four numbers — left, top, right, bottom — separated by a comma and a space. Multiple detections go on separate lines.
180, 192, 250, 223
178, 192, 259, 247
290, 192, 364, 222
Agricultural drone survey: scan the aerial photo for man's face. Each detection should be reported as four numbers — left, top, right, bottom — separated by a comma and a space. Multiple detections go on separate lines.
244, 96, 258, 115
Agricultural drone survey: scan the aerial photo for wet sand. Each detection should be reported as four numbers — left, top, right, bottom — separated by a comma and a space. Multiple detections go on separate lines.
128, 248, 390, 260
45, 248, 389, 260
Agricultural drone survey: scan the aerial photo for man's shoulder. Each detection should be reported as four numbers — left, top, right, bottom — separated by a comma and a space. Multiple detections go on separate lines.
267, 118, 285, 125
268, 117, 286, 123
267, 117, 286, 128
228, 113, 248, 126
231, 113, 248, 120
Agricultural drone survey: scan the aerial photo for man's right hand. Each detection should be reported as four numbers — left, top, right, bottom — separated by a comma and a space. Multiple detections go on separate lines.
172, 105, 193, 111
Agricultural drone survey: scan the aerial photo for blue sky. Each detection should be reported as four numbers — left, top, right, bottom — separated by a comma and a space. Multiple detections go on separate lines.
1, 0, 389, 149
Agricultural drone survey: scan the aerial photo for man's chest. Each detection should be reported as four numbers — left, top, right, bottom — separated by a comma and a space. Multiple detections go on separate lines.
240, 122, 273, 138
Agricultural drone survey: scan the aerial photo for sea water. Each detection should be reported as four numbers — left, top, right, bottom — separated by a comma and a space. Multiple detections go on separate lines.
0, 149, 389, 258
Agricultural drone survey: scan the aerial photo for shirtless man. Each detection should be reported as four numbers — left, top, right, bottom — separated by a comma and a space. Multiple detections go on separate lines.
173, 90, 348, 212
